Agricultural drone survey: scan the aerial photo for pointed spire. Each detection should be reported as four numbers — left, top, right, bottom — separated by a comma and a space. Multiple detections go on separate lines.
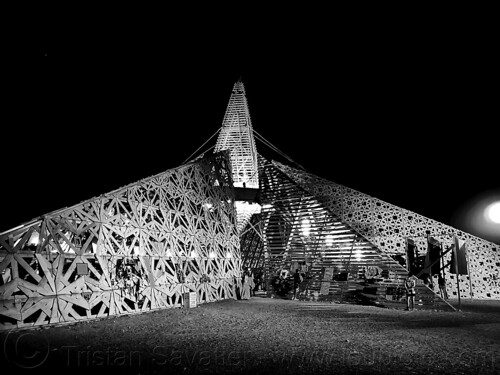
215, 80, 259, 189
232, 78, 246, 95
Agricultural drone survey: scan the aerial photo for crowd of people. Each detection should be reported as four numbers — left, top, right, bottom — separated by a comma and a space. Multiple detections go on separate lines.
236, 267, 306, 300
269, 268, 306, 298
236, 267, 265, 300
237, 267, 449, 309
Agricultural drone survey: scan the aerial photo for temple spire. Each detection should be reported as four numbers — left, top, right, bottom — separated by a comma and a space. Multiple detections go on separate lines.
214, 80, 259, 189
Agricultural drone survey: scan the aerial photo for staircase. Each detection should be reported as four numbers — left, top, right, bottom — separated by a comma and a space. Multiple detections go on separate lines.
413, 283, 456, 311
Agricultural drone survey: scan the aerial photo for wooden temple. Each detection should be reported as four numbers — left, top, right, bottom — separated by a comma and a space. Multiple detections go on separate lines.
221, 81, 499, 308
1, 79, 499, 331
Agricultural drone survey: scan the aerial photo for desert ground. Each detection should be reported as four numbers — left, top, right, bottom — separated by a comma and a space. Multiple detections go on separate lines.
1, 296, 499, 375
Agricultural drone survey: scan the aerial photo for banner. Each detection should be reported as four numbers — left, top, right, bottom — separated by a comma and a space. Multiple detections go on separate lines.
424, 236, 442, 274
406, 238, 417, 274
450, 235, 468, 275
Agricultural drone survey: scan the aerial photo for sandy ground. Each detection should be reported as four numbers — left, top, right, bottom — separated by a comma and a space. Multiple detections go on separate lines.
1, 297, 499, 375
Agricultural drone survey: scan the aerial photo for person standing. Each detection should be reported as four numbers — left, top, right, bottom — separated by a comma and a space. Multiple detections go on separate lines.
404, 273, 417, 311
233, 275, 241, 300
438, 273, 448, 299
248, 268, 256, 296
292, 269, 303, 300
240, 268, 251, 300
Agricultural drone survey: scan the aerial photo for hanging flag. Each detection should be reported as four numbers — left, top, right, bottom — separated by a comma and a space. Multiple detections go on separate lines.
450, 235, 468, 275
425, 237, 442, 274
424, 240, 431, 274
406, 238, 417, 273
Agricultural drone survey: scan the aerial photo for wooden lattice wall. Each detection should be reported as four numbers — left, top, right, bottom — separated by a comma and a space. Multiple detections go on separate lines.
240, 214, 265, 271
0, 152, 242, 331
241, 157, 412, 306
255, 156, 410, 301
274, 161, 500, 300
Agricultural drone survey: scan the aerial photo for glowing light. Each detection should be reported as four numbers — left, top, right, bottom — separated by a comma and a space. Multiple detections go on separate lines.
355, 249, 362, 262
325, 234, 334, 246
485, 201, 500, 224
235, 201, 261, 215
451, 190, 500, 244
134, 246, 142, 255
301, 218, 311, 236
209, 251, 216, 259
190, 250, 198, 258
225, 251, 232, 259
28, 231, 39, 246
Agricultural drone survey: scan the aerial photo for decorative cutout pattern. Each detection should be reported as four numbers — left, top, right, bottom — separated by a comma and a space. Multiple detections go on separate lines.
275, 161, 500, 300
253, 156, 410, 302
0, 152, 242, 331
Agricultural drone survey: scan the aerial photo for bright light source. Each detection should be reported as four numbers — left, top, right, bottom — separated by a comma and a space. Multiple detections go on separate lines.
209, 251, 216, 259
485, 201, 500, 224
325, 234, 334, 246
235, 201, 261, 215
451, 190, 500, 244
28, 231, 39, 246
225, 251, 232, 259
301, 218, 311, 236
355, 249, 362, 262
190, 250, 198, 258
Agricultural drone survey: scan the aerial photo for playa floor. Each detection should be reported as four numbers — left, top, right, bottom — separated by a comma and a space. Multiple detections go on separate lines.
1, 297, 499, 375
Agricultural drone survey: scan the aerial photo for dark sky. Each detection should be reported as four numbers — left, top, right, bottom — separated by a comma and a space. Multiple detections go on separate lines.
3, 25, 499, 244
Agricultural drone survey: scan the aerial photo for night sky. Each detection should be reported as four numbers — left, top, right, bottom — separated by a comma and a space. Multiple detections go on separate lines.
3, 24, 499, 244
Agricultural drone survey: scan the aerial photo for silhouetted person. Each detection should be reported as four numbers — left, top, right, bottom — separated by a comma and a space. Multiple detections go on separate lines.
241, 268, 251, 300
438, 273, 448, 299
405, 273, 417, 311
292, 269, 303, 300
248, 268, 256, 296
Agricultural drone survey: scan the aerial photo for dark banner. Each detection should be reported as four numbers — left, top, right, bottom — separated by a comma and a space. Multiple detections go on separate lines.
425, 237, 442, 274
406, 238, 419, 275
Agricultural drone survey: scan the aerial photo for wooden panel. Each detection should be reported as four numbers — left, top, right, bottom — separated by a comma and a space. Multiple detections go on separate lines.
249, 156, 433, 303
0, 152, 242, 331
273, 160, 500, 301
